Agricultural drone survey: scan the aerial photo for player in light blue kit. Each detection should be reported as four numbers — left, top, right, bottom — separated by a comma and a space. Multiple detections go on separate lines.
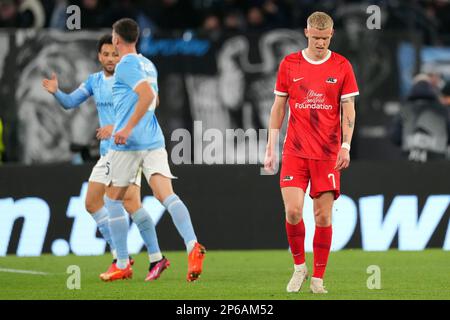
102, 18, 206, 282
42, 35, 165, 281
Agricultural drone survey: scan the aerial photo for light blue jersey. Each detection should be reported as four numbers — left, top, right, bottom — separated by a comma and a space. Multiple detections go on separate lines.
111, 53, 165, 151
54, 71, 115, 156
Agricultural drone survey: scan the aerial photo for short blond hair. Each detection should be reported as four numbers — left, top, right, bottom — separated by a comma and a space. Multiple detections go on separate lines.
307, 12, 334, 30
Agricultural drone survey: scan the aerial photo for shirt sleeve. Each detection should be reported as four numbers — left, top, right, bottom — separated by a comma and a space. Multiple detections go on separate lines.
341, 60, 359, 100
116, 60, 147, 91
274, 58, 289, 97
78, 75, 94, 97
54, 87, 90, 109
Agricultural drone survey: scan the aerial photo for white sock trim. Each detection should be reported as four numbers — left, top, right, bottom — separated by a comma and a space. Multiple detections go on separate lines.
294, 263, 306, 272
149, 252, 163, 263
96, 216, 109, 225
111, 249, 117, 260
311, 277, 323, 283
167, 200, 183, 211
109, 216, 128, 223
186, 240, 197, 253
130, 208, 144, 220
116, 258, 129, 269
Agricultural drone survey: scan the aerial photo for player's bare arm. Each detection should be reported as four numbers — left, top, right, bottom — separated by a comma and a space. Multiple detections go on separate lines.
264, 95, 288, 173
114, 81, 155, 145
96, 124, 114, 140
335, 96, 356, 171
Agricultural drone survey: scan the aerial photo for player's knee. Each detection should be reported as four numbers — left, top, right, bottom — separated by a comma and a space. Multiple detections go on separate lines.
314, 208, 331, 227
85, 197, 101, 214
152, 191, 165, 203
123, 198, 141, 215
285, 206, 303, 224
315, 217, 331, 227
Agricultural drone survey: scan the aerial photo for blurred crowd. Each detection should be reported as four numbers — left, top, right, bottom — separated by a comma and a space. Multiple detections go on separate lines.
390, 73, 450, 161
1, 0, 450, 164
0, 0, 450, 42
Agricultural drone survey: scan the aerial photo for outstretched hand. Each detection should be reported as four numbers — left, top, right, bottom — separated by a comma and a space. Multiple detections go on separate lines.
42, 73, 58, 94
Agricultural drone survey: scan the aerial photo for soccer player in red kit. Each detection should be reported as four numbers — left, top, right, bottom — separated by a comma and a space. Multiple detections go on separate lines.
264, 12, 358, 294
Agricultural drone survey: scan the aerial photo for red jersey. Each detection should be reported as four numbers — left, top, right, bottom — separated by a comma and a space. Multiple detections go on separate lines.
274, 50, 359, 160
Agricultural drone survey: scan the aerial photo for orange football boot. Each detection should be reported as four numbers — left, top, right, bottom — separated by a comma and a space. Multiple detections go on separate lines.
100, 262, 133, 282
100, 256, 134, 280
187, 242, 206, 282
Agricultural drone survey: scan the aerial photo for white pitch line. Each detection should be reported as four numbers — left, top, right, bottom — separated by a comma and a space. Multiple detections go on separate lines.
0, 268, 49, 275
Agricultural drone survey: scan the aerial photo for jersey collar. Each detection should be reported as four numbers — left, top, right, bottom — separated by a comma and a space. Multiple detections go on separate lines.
102, 72, 114, 80
301, 49, 332, 65
122, 53, 142, 58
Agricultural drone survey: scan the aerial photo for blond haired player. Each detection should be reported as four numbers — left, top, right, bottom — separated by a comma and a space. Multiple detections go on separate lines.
265, 12, 358, 294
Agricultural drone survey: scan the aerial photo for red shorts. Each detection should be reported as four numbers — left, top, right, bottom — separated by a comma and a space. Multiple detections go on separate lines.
280, 154, 341, 199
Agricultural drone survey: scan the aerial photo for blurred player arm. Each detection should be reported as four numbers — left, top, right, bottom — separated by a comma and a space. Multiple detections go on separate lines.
335, 96, 356, 171
128, 81, 156, 129
53, 89, 90, 110
264, 95, 288, 172
114, 81, 155, 145
267, 95, 288, 151
96, 124, 114, 140
42, 73, 90, 109
341, 96, 356, 145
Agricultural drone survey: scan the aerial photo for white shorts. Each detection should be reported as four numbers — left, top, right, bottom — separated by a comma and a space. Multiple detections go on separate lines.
88, 154, 142, 187
108, 148, 176, 187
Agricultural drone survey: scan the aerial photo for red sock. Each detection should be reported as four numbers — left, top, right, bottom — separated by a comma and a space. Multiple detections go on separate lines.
285, 220, 305, 265
313, 225, 332, 279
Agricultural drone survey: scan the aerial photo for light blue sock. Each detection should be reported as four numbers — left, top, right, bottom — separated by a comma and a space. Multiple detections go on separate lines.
104, 196, 129, 269
91, 207, 115, 256
131, 207, 161, 257
163, 194, 197, 252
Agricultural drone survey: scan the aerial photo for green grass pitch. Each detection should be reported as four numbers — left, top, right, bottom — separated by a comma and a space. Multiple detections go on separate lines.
0, 249, 449, 300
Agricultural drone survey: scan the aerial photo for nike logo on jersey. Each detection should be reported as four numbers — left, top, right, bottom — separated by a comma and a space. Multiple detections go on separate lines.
283, 176, 294, 181
293, 77, 304, 82
326, 77, 337, 83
